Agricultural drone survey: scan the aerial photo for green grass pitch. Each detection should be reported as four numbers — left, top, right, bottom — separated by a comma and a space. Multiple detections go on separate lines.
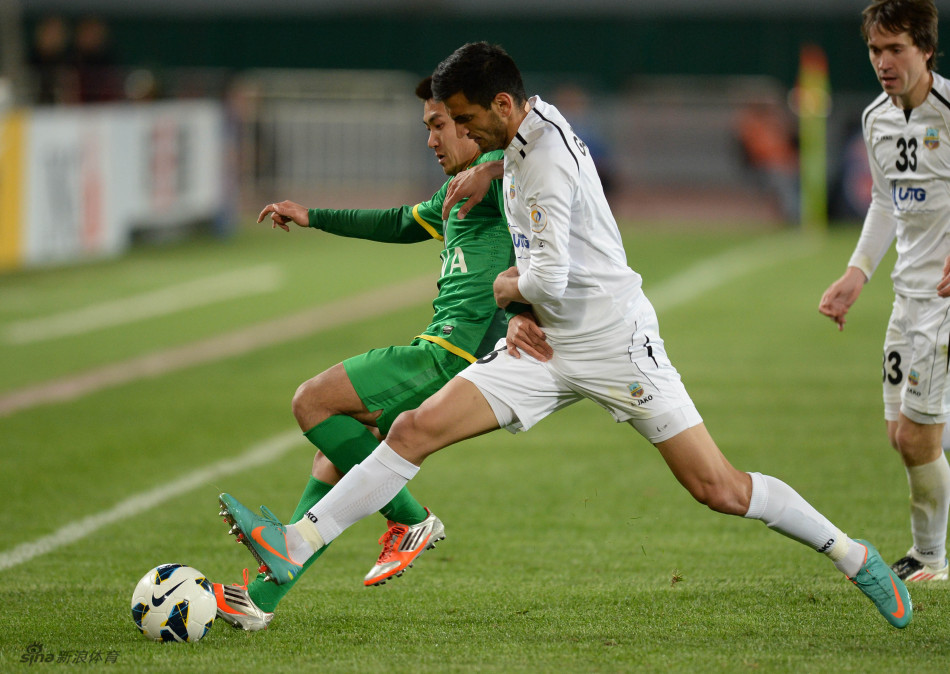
1, 222, 948, 672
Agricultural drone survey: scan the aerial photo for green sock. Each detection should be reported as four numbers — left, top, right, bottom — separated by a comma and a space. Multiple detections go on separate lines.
245, 415, 430, 613
246, 477, 331, 612
305, 415, 428, 525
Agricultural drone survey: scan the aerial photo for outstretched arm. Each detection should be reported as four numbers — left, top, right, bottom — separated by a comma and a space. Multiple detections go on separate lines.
442, 160, 503, 220
258, 200, 309, 232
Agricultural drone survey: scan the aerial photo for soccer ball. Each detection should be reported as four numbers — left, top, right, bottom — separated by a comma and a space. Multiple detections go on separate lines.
130, 564, 217, 642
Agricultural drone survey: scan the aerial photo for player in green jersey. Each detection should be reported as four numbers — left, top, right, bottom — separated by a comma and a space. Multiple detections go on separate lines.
211, 77, 550, 631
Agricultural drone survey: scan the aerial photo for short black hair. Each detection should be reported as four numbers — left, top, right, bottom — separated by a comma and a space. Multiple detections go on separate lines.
415, 76, 433, 101
431, 42, 527, 109
862, 0, 939, 70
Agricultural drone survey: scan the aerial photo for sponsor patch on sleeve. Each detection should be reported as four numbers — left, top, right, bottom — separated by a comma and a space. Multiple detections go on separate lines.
529, 204, 548, 233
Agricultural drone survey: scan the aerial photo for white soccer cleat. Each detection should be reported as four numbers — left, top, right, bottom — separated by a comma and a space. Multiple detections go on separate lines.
212, 569, 274, 631
364, 509, 445, 587
891, 553, 949, 582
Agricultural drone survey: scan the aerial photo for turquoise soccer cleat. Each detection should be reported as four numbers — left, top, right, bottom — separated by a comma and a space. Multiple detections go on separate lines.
218, 493, 303, 585
849, 539, 912, 629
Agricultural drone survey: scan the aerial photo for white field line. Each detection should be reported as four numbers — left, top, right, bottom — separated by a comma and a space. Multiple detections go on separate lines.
4, 265, 284, 344
647, 232, 817, 312
0, 235, 813, 573
0, 275, 437, 419
0, 430, 305, 573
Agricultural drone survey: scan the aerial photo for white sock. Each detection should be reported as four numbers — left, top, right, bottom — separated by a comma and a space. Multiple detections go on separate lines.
283, 521, 322, 566
906, 454, 950, 564
825, 536, 868, 578
744, 472, 860, 574
295, 441, 419, 548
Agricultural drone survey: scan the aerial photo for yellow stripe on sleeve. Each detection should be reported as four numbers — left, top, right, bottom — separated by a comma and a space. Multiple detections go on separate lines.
411, 204, 444, 242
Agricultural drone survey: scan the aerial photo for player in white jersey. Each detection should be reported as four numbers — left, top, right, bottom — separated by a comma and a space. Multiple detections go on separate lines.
218, 42, 912, 628
820, 0, 950, 583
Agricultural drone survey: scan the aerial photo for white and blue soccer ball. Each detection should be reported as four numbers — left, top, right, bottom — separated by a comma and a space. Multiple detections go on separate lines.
131, 564, 216, 642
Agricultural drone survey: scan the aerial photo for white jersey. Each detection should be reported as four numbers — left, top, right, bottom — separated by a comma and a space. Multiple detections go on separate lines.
505, 96, 644, 355
852, 71, 950, 298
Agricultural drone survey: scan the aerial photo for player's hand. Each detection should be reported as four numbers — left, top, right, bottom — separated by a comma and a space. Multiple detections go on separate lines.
938, 255, 950, 297
506, 311, 551, 361
442, 160, 503, 220
493, 266, 524, 309
818, 266, 867, 331
257, 200, 309, 232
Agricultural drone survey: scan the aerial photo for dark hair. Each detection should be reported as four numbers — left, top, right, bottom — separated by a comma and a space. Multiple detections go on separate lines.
415, 76, 433, 101
862, 0, 939, 70
431, 42, 527, 109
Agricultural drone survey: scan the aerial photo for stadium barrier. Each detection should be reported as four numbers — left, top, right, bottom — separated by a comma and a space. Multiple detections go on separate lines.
231, 69, 440, 211
0, 99, 230, 271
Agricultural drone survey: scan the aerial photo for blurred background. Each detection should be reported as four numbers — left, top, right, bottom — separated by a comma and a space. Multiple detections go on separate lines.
1, 0, 945, 271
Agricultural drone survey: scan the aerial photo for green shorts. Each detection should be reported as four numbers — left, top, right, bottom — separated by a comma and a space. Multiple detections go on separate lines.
343, 338, 470, 436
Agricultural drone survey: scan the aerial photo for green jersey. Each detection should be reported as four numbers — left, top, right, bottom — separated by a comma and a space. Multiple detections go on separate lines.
308, 150, 512, 362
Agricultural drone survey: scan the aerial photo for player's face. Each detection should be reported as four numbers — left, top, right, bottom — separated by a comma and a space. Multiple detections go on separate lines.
423, 99, 480, 176
867, 26, 933, 106
443, 92, 510, 152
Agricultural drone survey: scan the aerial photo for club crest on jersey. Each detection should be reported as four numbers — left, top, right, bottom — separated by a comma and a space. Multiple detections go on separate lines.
925, 127, 940, 150
508, 182, 516, 200
529, 204, 548, 233
909, 369, 920, 386
628, 382, 645, 398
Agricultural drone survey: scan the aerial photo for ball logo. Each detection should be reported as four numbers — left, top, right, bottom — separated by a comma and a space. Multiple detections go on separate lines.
151, 580, 186, 607
529, 204, 548, 233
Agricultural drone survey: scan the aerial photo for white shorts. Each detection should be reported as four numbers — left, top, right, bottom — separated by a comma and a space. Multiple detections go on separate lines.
458, 297, 702, 444
883, 294, 950, 424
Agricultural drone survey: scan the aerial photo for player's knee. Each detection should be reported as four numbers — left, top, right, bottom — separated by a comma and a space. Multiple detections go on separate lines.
387, 409, 421, 446
292, 377, 330, 428
893, 421, 929, 461
291, 379, 313, 421
387, 409, 439, 462
894, 424, 912, 452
